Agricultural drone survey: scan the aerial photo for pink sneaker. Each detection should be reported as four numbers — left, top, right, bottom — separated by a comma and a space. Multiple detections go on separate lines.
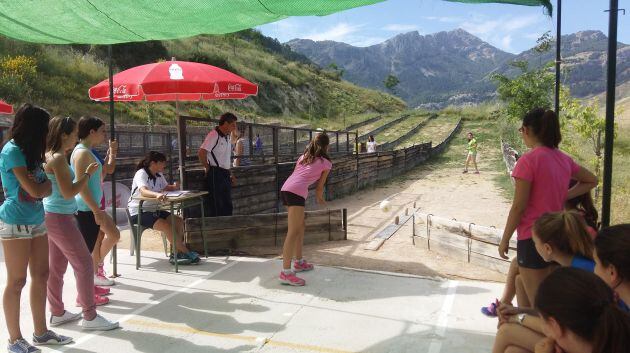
293, 259, 314, 272
94, 286, 111, 296
279, 271, 305, 286
76, 294, 109, 307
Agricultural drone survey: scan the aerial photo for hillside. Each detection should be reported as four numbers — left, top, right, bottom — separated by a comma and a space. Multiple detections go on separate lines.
289, 29, 629, 108
0, 30, 405, 126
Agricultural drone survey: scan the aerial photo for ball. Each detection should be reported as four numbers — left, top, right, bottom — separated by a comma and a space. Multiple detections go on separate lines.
379, 200, 391, 213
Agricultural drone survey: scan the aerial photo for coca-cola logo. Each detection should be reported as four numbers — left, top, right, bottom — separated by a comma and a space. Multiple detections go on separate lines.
113, 85, 128, 95
227, 83, 242, 92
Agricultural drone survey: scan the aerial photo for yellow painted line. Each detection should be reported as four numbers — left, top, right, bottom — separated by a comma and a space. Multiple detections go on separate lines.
127, 319, 355, 353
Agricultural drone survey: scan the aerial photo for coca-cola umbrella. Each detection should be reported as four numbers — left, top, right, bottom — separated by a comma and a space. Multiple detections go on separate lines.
0, 100, 13, 115
88, 59, 258, 185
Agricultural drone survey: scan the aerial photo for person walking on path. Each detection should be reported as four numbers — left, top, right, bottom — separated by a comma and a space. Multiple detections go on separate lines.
0, 104, 73, 353
198, 112, 238, 217
44, 116, 118, 331
463, 132, 479, 174
278, 132, 332, 286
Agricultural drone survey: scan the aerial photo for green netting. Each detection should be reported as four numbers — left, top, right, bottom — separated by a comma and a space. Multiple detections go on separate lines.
0, 0, 552, 45
0, 0, 384, 44
446, 0, 552, 15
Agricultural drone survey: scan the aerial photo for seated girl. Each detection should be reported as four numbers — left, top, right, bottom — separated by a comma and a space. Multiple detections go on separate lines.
594, 224, 630, 313
493, 211, 595, 353
535, 267, 630, 353
127, 151, 199, 265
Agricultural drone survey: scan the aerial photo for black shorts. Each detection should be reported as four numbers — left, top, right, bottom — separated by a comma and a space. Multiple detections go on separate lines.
130, 211, 171, 229
517, 238, 550, 269
75, 211, 101, 253
281, 191, 305, 207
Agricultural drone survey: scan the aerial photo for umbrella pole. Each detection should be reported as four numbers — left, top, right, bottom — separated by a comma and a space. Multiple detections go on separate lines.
554, 0, 561, 116
601, 0, 620, 227
176, 99, 187, 189
108, 45, 119, 277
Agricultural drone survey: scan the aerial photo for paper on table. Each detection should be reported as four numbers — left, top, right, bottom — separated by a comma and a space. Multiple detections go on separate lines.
164, 191, 184, 197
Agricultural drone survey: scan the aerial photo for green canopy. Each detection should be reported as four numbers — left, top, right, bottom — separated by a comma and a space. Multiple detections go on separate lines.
0, 0, 552, 44
447, 0, 552, 14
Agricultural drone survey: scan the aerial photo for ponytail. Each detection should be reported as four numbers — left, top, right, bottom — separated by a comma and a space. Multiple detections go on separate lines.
136, 151, 166, 180
533, 211, 593, 259
301, 132, 330, 165
536, 268, 630, 353
522, 108, 561, 148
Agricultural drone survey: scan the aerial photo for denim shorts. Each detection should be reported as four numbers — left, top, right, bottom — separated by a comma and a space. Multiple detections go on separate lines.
0, 221, 47, 240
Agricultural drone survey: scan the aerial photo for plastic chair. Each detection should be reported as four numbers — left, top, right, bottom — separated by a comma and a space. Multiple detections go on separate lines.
126, 208, 169, 257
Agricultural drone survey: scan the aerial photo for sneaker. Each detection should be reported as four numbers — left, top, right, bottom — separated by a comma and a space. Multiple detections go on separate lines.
80, 314, 119, 331
7, 338, 40, 353
32, 330, 73, 346
94, 274, 115, 286
481, 301, 498, 317
293, 259, 314, 272
49, 310, 81, 327
76, 294, 109, 307
462, 170, 468, 174
169, 253, 192, 265
184, 251, 201, 264
97, 263, 106, 277
94, 286, 111, 296
279, 271, 305, 286
474, 171, 480, 174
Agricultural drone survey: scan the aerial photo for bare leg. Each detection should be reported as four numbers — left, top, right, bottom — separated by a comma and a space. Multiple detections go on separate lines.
2, 239, 31, 342
472, 154, 479, 172
519, 266, 553, 307
493, 323, 542, 353
28, 235, 49, 336
282, 206, 304, 270
153, 216, 188, 254
515, 274, 530, 308
464, 155, 471, 171
293, 218, 306, 261
92, 213, 120, 272
500, 258, 520, 304
92, 230, 105, 269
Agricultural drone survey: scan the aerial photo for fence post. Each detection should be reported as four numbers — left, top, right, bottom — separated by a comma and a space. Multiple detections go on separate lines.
248, 123, 254, 164
346, 132, 350, 153
273, 127, 279, 164
293, 128, 297, 156
336, 131, 339, 153
142, 131, 148, 155
427, 214, 432, 250
342, 208, 348, 240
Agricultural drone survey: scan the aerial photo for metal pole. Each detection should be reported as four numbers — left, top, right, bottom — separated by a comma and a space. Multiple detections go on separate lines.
107, 45, 118, 277
176, 104, 187, 189
601, 0, 620, 227
554, 0, 562, 116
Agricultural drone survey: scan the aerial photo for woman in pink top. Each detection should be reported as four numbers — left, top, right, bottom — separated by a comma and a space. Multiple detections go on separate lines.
279, 133, 332, 286
498, 108, 597, 306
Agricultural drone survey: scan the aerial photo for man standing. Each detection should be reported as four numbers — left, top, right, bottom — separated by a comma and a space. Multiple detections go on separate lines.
198, 112, 238, 216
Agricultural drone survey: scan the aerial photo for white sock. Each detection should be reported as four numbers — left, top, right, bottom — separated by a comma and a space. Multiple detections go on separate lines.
282, 269, 293, 275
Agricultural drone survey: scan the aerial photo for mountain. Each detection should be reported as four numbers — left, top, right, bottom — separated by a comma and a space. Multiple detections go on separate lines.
0, 30, 405, 124
288, 29, 629, 108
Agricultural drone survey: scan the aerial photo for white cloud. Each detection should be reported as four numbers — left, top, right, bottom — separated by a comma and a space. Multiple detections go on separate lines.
500, 35, 513, 51
457, 14, 545, 53
305, 23, 363, 42
383, 24, 419, 32
423, 16, 462, 23
504, 15, 542, 31
350, 36, 388, 47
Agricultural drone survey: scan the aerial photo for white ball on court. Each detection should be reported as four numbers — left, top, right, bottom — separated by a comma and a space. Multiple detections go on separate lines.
379, 200, 391, 213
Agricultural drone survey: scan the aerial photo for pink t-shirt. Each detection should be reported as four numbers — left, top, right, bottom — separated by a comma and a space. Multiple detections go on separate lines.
511, 147, 580, 240
281, 156, 332, 199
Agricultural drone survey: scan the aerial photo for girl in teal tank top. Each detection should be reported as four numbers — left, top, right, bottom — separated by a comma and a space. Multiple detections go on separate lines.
71, 144, 102, 212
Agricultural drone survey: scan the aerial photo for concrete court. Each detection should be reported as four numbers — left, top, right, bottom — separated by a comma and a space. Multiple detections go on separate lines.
0, 248, 503, 353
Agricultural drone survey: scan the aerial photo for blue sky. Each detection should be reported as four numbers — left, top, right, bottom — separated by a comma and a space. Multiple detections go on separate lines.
257, 0, 629, 54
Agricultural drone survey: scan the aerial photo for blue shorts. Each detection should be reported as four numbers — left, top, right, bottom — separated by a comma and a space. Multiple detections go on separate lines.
130, 211, 171, 229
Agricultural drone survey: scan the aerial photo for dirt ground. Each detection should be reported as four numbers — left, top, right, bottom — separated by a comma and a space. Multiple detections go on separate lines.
120, 149, 511, 283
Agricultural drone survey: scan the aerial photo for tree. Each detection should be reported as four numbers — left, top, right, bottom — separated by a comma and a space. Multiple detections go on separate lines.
327, 62, 344, 80
384, 74, 400, 94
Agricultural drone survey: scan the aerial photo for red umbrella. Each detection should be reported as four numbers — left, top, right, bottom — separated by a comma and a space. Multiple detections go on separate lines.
0, 100, 13, 114
88, 60, 258, 102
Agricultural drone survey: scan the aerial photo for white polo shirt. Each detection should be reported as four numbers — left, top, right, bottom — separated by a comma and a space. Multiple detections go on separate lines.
200, 127, 231, 170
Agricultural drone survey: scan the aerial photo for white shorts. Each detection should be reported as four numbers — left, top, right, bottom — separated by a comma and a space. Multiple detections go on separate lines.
0, 222, 47, 240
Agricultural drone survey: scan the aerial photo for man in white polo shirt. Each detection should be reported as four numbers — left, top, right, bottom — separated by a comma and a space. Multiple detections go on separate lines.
198, 112, 238, 216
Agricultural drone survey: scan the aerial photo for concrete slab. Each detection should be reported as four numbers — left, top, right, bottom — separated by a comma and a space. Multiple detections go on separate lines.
0, 248, 502, 353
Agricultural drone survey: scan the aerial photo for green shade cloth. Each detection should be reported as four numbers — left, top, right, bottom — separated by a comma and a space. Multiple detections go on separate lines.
446, 0, 552, 14
0, 0, 551, 45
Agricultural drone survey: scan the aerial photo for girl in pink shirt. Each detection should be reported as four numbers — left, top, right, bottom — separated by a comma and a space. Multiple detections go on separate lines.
498, 108, 597, 307
279, 133, 332, 286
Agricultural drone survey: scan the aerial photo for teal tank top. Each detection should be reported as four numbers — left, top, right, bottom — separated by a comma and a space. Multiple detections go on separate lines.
43, 167, 78, 214
71, 144, 103, 212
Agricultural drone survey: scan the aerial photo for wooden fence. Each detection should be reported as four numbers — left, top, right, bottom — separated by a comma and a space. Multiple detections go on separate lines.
358, 114, 410, 142
378, 113, 437, 151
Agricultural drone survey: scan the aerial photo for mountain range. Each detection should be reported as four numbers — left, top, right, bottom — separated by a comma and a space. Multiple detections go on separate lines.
288, 29, 629, 108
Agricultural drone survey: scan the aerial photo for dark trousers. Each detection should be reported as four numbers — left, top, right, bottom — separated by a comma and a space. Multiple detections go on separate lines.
205, 166, 233, 217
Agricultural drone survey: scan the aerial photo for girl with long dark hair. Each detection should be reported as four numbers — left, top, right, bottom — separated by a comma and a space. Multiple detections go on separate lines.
127, 151, 199, 264
594, 224, 630, 312
278, 133, 332, 286
44, 116, 118, 331
0, 104, 71, 352
71, 116, 120, 287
